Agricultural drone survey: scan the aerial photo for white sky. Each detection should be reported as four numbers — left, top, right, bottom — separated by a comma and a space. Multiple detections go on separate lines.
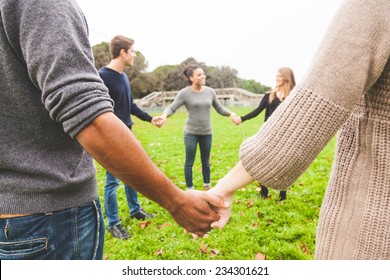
76, 0, 343, 87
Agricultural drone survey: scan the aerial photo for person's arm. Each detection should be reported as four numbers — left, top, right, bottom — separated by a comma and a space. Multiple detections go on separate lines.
211, 89, 233, 117
240, 95, 268, 122
76, 112, 228, 235
239, 0, 390, 190
130, 101, 164, 127
131, 102, 153, 123
207, 161, 254, 229
158, 90, 186, 124
210, 89, 238, 124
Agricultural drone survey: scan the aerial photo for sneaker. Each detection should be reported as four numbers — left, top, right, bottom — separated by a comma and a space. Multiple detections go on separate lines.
279, 191, 287, 201
131, 209, 156, 220
108, 224, 130, 239
260, 185, 269, 199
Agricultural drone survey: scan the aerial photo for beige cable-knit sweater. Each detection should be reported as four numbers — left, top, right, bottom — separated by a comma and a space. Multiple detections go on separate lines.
239, 0, 390, 259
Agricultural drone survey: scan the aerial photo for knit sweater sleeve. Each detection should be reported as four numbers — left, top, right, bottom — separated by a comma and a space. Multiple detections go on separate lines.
6, 0, 113, 138
239, 0, 390, 190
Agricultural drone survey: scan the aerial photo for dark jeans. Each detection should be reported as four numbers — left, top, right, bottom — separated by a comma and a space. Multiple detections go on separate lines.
0, 198, 105, 260
184, 133, 212, 188
104, 171, 141, 228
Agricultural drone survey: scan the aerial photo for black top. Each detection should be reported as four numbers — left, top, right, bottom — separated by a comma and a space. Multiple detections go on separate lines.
241, 93, 282, 122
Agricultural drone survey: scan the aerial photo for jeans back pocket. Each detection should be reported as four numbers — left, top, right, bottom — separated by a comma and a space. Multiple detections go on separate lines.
0, 238, 48, 260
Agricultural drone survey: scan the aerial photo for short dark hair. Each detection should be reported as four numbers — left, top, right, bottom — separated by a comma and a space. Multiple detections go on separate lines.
109, 35, 134, 59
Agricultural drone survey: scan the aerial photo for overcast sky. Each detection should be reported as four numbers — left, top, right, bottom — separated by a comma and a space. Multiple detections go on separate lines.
76, 0, 343, 87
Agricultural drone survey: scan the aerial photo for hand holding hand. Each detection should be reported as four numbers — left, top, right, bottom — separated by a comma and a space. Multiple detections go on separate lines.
169, 189, 230, 236
232, 116, 242, 125
151, 116, 166, 127
207, 184, 233, 229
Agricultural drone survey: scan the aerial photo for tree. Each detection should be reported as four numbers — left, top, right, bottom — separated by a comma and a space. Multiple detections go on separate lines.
91, 43, 270, 96
151, 65, 177, 91
238, 79, 271, 94
92, 42, 110, 70
207, 66, 239, 88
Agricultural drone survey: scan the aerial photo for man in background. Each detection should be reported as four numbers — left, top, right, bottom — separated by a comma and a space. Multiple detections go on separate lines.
98, 35, 159, 239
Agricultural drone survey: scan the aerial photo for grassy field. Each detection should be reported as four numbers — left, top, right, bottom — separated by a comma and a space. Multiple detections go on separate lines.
95, 106, 336, 260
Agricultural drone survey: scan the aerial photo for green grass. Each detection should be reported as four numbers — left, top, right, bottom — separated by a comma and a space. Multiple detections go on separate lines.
95, 107, 335, 260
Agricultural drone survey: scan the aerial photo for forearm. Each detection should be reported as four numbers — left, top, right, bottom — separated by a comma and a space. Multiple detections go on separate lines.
76, 112, 182, 213
213, 161, 254, 197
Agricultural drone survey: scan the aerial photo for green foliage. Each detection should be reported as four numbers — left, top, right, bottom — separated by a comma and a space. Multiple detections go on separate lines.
239, 79, 271, 94
96, 107, 335, 260
152, 65, 177, 91
91, 43, 271, 95
92, 42, 110, 70
207, 65, 239, 88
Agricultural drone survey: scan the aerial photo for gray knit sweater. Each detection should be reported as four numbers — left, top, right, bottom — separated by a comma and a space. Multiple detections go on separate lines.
163, 86, 230, 135
0, 0, 113, 213
239, 0, 390, 259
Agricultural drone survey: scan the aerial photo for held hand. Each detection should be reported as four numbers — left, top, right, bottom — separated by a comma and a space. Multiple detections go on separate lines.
207, 186, 233, 229
151, 116, 166, 127
232, 116, 242, 125
169, 190, 230, 236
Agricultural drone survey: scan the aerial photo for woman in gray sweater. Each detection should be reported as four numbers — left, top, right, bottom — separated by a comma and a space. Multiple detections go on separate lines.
160, 65, 236, 191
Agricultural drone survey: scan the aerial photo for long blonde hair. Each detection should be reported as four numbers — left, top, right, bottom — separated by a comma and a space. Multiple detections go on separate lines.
269, 67, 296, 102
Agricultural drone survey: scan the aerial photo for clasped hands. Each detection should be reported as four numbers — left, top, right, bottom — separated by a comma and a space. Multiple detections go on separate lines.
151, 116, 167, 127
177, 186, 233, 239
231, 115, 242, 125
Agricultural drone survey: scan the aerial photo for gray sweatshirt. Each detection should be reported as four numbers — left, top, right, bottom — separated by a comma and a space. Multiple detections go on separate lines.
163, 86, 230, 135
0, 0, 114, 214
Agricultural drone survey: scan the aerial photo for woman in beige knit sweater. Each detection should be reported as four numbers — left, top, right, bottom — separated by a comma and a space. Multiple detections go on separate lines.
208, 0, 390, 259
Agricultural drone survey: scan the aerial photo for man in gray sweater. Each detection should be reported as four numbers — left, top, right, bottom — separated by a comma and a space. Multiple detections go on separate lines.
0, 0, 227, 260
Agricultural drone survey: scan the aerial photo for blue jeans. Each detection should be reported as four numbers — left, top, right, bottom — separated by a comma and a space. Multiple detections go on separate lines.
184, 133, 212, 188
0, 198, 105, 260
104, 171, 141, 228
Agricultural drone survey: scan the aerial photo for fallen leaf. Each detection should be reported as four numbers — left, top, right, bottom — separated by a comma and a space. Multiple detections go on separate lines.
252, 222, 259, 228
210, 249, 220, 258
139, 221, 151, 229
158, 223, 170, 229
239, 210, 245, 217
255, 252, 266, 260
246, 200, 254, 208
301, 242, 310, 255
266, 219, 273, 227
200, 242, 208, 254
156, 249, 164, 256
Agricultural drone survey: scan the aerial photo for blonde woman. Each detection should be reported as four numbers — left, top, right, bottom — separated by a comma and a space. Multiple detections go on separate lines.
233, 67, 296, 200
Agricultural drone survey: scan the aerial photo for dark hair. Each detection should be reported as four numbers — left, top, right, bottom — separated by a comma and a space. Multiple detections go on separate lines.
182, 64, 203, 85
109, 35, 134, 59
